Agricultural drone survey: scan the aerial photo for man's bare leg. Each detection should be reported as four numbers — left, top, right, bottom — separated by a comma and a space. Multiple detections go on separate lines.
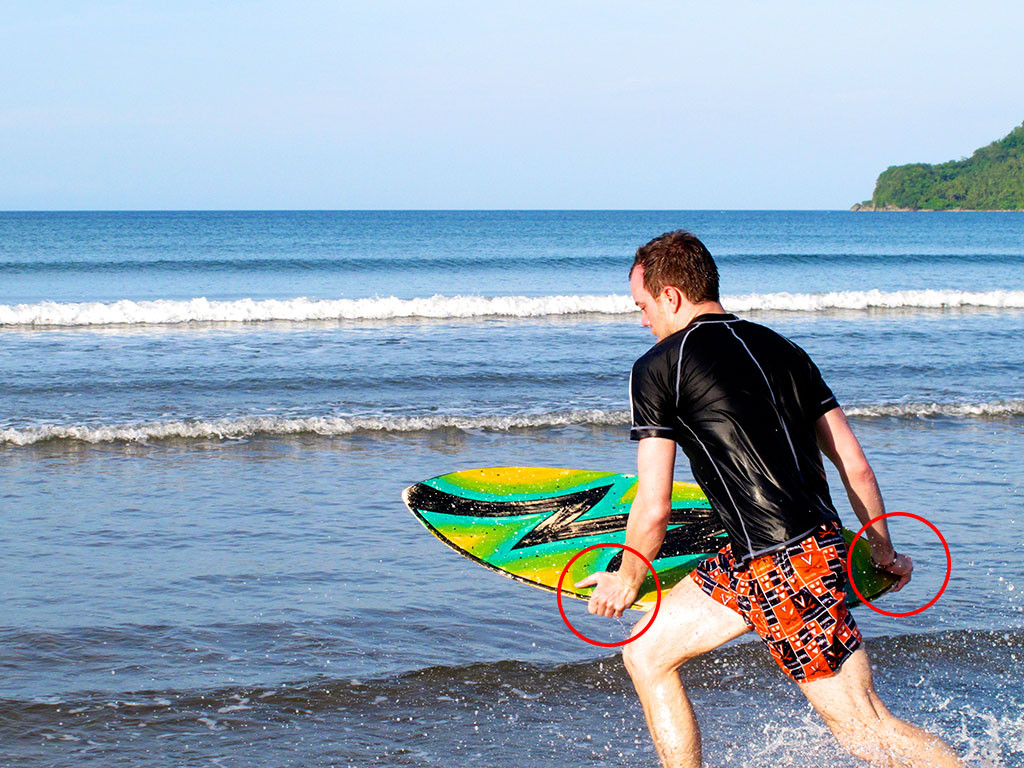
621, 577, 750, 768
800, 647, 964, 767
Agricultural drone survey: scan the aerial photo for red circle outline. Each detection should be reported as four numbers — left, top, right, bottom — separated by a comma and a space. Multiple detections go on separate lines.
846, 512, 951, 617
556, 543, 662, 647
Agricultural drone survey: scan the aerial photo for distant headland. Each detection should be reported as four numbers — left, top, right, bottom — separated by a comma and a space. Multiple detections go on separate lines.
852, 122, 1024, 211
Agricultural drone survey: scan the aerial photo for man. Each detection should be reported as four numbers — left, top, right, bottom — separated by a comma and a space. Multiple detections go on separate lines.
576, 231, 963, 767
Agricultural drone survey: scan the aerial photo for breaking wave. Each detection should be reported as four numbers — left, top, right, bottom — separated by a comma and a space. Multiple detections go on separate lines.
0, 410, 628, 446
3, 401, 1021, 446
844, 401, 1024, 418
1, 289, 1022, 327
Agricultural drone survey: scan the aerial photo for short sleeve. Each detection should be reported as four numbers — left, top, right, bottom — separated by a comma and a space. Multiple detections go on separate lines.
804, 355, 839, 422
629, 354, 680, 441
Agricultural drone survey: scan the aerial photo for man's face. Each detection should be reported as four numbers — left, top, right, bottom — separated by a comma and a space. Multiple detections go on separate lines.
629, 266, 671, 340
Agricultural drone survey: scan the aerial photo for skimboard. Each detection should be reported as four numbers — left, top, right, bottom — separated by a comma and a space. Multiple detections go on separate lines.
403, 466, 897, 610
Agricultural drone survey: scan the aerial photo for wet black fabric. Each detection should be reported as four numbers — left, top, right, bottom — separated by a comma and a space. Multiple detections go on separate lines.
630, 313, 840, 563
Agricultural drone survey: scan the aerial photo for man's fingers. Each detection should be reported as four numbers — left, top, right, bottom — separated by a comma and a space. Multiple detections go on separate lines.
888, 571, 912, 592
887, 554, 913, 592
578, 571, 634, 619
587, 596, 621, 618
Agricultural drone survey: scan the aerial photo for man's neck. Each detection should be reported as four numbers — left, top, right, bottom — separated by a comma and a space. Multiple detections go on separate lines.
668, 301, 727, 336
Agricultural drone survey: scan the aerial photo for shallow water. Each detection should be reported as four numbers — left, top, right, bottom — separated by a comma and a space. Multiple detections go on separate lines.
1, 211, 1022, 766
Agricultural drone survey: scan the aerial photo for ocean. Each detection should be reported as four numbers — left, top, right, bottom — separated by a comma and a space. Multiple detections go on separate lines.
1, 210, 1021, 767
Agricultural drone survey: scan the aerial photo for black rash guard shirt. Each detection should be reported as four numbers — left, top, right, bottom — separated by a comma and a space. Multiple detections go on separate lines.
629, 313, 841, 564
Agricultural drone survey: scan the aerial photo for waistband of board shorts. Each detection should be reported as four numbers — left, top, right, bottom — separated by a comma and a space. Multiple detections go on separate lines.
733, 519, 843, 572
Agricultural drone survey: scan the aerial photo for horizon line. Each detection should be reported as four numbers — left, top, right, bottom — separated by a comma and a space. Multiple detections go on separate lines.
0, 207, 968, 214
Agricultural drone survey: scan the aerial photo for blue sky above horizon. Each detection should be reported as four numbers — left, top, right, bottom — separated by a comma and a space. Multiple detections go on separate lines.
2, 2, 1022, 210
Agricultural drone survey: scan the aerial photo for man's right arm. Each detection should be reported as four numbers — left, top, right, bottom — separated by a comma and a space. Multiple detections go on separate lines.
815, 407, 912, 590
576, 436, 675, 617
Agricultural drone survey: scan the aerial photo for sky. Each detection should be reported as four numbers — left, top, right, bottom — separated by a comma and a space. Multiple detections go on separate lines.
1, 1, 1022, 210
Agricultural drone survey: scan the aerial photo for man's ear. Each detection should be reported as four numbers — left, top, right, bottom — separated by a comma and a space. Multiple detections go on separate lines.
662, 285, 685, 312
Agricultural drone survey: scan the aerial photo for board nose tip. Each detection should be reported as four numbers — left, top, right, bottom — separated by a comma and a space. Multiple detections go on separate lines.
401, 484, 418, 506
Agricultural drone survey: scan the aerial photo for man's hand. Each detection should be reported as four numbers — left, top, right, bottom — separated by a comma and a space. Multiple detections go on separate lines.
874, 551, 913, 592
575, 571, 640, 618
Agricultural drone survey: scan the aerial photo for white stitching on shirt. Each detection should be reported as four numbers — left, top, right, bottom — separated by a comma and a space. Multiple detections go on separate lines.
674, 327, 696, 407
727, 324, 803, 479
673, 321, 756, 557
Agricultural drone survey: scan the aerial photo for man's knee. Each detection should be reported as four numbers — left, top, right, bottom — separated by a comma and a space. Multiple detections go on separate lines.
621, 638, 663, 682
621, 624, 694, 682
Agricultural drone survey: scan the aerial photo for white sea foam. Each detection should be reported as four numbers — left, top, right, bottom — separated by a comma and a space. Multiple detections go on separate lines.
724, 289, 1024, 313
844, 401, 1024, 419
0, 410, 629, 446
0, 295, 634, 327
1, 290, 1022, 327
3, 402, 1021, 446
950, 705, 1024, 767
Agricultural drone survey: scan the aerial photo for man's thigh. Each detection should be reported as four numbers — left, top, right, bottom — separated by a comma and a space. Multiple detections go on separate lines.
627, 575, 751, 669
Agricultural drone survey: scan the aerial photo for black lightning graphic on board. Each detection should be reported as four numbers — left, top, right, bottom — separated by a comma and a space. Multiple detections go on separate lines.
404, 481, 725, 558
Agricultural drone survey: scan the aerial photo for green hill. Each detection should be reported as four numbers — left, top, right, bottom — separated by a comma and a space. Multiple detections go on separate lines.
853, 122, 1024, 211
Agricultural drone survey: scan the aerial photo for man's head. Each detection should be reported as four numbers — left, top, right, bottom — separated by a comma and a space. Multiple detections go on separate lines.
629, 231, 722, 341
630, 230, 719, 304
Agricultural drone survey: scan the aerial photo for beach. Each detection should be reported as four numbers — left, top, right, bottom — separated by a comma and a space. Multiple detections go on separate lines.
1, 210, 1022, 766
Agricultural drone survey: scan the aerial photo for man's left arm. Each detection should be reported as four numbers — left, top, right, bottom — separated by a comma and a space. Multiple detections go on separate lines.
816, 406, 913, 590
575, 437, 676, 618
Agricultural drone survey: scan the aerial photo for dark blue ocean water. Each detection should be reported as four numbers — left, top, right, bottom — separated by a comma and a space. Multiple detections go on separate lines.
1, 211, 1022, 766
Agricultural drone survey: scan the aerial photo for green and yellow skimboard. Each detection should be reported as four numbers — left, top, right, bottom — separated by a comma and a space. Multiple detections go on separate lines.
403, 467, 897, 611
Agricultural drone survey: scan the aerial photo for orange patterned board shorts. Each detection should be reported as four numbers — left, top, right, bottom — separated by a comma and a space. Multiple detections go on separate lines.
690, 521, 863, 682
